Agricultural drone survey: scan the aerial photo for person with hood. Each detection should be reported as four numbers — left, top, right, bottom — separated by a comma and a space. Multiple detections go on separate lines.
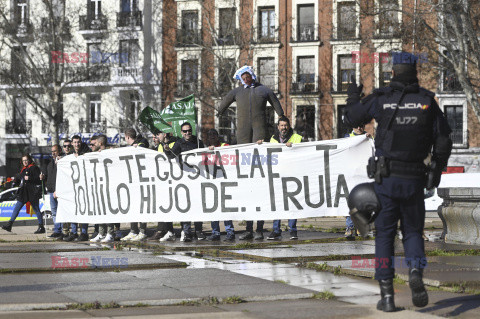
218, 66, 285, 240
121, 128, 150, 241
1, 154, 45, 234
343, 51, 452, 312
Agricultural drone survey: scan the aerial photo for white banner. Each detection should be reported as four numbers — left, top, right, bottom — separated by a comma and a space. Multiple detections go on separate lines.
56, 136, 373, 223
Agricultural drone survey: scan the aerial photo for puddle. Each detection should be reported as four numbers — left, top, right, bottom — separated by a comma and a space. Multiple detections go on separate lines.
161, 252, 380, 305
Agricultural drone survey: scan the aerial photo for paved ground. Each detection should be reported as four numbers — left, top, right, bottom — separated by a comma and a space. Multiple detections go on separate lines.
0, 217, 479, 318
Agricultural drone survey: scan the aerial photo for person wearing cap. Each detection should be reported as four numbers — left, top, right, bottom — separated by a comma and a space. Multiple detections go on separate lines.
218, 66, 285, 240
344, 51, 452, 312
205, 129, 235, 242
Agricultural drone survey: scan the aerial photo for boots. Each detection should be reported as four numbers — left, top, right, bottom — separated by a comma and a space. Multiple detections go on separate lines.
1, 221, 13, 232
377, 279, 396, 312
409, 268, 429, 307
34, 225, 46, 234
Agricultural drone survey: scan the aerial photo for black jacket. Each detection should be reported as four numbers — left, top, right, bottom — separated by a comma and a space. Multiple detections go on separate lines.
134, 134, 149, 149
75, 142, 91, 156
14, 164, 42, 203
168, 136, 204, 158
45, 159, 57, 193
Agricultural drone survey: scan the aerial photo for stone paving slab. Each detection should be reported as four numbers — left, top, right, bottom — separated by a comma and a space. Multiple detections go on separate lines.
322, 256, 480, 287
0, 242, 105, 253
0, 250, 186, 272
222, 242, 376, 262
0, 268, 316, 309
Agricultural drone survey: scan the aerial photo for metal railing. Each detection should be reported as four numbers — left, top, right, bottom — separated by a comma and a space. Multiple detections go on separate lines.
6, 119, 31, 134
290, 75, 320, 94
450, 129, 465, 145
79, 118, 107, 133
176, 29, 202, 46
79, 14, 108, 31
175, 82, 198, 97
215, 29, 241, 45
443, 75, 462, 92
41, 119, 69, 134
117, 11, 142, 28
291, 24, 318, 42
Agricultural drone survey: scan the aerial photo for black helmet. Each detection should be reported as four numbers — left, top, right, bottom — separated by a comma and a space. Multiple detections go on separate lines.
347, 182, 382, 237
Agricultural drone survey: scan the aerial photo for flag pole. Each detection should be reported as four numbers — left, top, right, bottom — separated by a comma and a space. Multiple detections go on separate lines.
195, 106, 199, 149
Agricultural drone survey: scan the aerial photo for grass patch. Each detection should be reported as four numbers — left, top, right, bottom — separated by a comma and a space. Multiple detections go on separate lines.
393, 275, 406, 285
274, 279, 288, 284
312, 291, 336, 300
231, 242, 256, 249
66, 301, 120, 310
333, 265, 342, 275
223, 296, 245, 304
427, 249, 480, 257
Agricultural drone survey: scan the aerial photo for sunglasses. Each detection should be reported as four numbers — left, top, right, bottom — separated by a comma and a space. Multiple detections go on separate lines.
182, 129, 192, 133
63, 145, 71, 148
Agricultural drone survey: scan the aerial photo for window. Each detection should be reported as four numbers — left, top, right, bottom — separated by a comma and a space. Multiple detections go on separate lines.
181, 59, 198, 93
258, 57, 275, 89
219, 106, 237, 144
297, 56, 315, 92
121, 0, 137, 12
298, 4, 315, 41
259, 7, 275, 41
89, 0, 102, 19
218, 8, 236, 45
378, 0, 399, 36
295, 105, 315, 141
120, 40, 139, 66
14, 97, 27, 127
218, 58, 235, 94
89, 94, 102, 124
442, 52, 462, 92
127, 91, 141, 120
14, 0, 28, 26
338, 55, 355, 92
379, 53, 392, 87
337, 2, 356, 39
11, 46, 27, 80
181, 10, 199, 44
337, 105, 350, 138
444, 105, 464, 145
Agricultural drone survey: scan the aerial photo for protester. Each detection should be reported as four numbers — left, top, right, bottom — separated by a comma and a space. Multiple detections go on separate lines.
89, 135, 116, 243
1, 155, 45, 234
218, 65, 285, 241
205, 129, 235, 242
121, 128, 149, 242
266, 116, 302, 240
165, 122, 205, 242
149, 130, 178, 242
40, 145, 63, 239
63, 135, 90, 242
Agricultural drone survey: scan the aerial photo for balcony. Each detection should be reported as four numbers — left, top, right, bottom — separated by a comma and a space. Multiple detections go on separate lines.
79, 14, 108, 37
215, 29, 241, 46
3, 19, 34, 39
6, 119, 32, 135
64, 66, 110, 83
114, 66, 143, 78
290, 75, 320, 95
176, 29, 202, 47
40, 17, 71, 40
443, 75, 462, 92
79, 118, 107, 133
334, 27, 357, 41
41, 119, 69, 134
175, 82, 198, 97
117, 11, 142, 28
291, 24, 319, 42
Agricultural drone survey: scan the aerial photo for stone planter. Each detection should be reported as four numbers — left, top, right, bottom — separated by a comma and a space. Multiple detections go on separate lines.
437, 187, 480, 245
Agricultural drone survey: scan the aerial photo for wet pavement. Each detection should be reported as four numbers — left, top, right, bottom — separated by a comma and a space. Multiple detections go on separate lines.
0, 221, 479, 318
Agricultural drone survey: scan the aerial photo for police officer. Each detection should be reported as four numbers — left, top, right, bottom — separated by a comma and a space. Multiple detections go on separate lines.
344, 51, 452, 312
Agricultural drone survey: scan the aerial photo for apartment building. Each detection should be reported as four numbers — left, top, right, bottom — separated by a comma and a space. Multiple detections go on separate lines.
164, 0, 479, 171
0, 0, 162, 176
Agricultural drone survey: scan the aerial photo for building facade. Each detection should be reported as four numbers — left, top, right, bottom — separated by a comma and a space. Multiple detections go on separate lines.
0, 0, 162, 176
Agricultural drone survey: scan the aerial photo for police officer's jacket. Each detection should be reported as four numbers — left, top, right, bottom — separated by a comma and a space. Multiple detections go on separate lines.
344, 81, 451, 163
270, 128, 302, 144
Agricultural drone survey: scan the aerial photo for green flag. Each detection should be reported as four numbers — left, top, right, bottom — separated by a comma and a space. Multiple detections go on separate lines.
161, 94, 197, 137
138, 106, 174, 134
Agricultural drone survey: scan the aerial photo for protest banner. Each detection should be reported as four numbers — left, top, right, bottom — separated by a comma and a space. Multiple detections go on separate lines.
55, 136, 373, 223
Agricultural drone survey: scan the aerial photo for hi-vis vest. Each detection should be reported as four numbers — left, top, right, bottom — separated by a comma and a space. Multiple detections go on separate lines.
270, 133, 302, 144
220, 142, 228, 147
158, 141, 176, 153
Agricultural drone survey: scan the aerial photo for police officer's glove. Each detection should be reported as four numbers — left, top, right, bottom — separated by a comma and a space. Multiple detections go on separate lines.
347, 75, 364, 104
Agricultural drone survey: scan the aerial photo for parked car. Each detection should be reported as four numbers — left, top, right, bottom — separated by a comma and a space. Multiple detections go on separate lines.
0, 187, 51, 222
